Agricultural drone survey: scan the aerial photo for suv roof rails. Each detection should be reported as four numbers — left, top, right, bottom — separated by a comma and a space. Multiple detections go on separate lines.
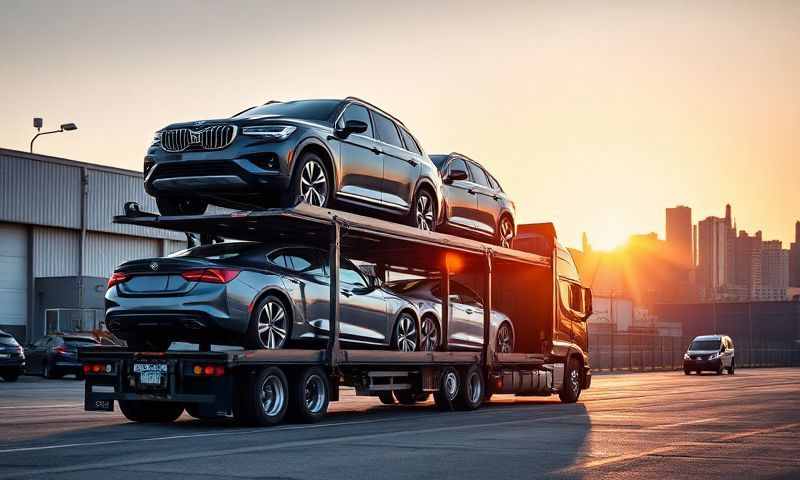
344, 96, 407, 127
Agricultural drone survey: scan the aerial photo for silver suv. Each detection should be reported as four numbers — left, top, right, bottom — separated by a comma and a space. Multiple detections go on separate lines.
683, 335, 735, 375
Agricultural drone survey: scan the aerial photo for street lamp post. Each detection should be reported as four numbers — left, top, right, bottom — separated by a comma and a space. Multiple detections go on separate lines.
30, 117, 78, 153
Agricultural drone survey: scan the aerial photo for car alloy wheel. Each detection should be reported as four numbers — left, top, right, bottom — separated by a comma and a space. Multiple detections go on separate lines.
395, 314, 418, 352
415, 192, 434, 231
257, 300, 288, 349
499, 217, 514, 248
420, 316, 439, 352
496, 323, 513, 353
300, 159, 328, 207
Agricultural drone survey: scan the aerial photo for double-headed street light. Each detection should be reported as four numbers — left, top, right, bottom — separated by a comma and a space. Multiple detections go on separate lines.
30, 117, 78, 153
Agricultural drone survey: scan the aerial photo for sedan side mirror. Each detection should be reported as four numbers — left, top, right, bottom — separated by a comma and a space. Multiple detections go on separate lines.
444, 169, 468, 184
335, 120, 368, 139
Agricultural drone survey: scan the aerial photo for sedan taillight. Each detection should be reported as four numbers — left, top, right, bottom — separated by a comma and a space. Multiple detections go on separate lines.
108, 272, 130, 288
181, 268, 240, 284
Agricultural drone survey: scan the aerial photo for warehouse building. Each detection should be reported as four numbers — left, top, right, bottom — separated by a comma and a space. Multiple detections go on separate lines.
0, 148, 195, 342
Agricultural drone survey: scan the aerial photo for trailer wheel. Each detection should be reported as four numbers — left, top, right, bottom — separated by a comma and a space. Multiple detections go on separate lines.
238, 367, 289, 426
289, 367, 329, 423
433, 367, 460, 411
377, 391, 395, 404
118, 401, 184, 423
558, 357, 582, 403
455, 365, 483, 411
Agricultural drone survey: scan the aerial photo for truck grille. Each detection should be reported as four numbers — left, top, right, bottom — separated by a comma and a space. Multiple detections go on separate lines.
160, 125, 237, 152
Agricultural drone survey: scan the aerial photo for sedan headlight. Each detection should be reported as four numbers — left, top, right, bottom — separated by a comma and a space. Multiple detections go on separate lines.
242, 125, 296, 140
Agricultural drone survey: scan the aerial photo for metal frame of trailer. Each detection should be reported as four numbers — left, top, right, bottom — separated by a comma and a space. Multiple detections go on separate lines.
81, 202, 586, 425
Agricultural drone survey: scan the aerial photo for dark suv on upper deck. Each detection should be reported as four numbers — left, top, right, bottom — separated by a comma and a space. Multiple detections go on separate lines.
144, 98, 443, 231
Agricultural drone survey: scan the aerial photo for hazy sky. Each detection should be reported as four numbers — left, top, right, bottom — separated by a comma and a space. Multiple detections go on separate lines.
2, 0, 798, 249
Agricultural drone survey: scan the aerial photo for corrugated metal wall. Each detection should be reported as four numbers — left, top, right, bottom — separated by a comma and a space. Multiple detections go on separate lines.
164, 239, 188, 255
86, 169, 183, 240
84, 232, 161, 277
32, 227, 80, 277
0, 153, 82, 228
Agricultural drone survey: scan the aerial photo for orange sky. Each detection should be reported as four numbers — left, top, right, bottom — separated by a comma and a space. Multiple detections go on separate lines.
1, 0, 798, 249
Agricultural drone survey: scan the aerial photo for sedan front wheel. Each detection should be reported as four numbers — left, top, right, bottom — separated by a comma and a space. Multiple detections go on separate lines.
392, 313, 419, 352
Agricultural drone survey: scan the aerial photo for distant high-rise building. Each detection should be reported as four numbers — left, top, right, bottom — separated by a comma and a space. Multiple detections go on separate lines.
697, 216, 729, 299
760, 240, 789, 301
734, 230, 763, 300
666, 206, 692, 267
790, 221, 800, 287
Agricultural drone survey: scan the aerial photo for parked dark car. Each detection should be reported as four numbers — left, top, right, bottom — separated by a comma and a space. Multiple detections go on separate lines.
0, 330, 25, 382
105, 241, 423, 352
384, 279, 515, 353
24, 334, 100, 379
683, 335, 735, 375
144, 98, 443, 231
430, 153, 516, 247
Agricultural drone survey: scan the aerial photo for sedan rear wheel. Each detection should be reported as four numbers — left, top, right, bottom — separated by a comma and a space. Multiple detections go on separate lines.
420, 316, 439, 352
392, 313, 418, 352
495, 322, 514, 353
497, 216, 514, 248
247, 295, 291, 350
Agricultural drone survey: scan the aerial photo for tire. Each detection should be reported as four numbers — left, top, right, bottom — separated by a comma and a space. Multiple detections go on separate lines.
392, 312, 419, 352
455, 365, 484, 411
288, 152, 332, 208
118, 401, 184, 423
409, 188, 436, 231
497, 215, 515, 248
377, 391, 395, 405
126, 336, 171, 353
246, 294, 291, 350
433, 367, 460, 411
728, 359, 735, 375
156, 196, 208, 216
2, 373, 20, 382
237, 367, 289, 427
558, 357, 582, 403
495, 322, 514, 354
289, 367, 330, 424
419, 315, 440, 352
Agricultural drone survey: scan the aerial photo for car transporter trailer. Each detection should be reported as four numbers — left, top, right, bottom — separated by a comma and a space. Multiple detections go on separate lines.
80, 202, 591, 425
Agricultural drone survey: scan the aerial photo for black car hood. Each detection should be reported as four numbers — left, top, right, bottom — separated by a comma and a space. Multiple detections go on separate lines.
162, 115, 330, 130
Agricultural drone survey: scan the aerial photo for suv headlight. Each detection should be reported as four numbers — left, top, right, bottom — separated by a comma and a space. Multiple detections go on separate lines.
151, 131, 162, 146
242, 125, 296, 140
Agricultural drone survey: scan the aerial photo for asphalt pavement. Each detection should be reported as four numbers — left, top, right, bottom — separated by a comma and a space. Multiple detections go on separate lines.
0, 368, 798, 479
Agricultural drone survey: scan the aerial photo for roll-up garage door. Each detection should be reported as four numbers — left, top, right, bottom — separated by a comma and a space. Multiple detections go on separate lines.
0, 224, 28, 333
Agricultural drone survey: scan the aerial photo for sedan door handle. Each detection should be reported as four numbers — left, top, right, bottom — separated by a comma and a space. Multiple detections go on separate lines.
467, 189, 477, 195
371, 147, 383, 155
287, 278, 301, 285
404, 157, 418, 167
341, 289, 353, 297
465, 308, 473, 315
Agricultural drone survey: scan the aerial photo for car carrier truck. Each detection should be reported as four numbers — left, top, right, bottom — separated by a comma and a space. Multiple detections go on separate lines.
80, 202, 592, 425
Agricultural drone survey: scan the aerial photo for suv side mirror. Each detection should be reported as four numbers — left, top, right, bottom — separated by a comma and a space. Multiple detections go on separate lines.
335, 120, 368, 138
444, 169, 468, 184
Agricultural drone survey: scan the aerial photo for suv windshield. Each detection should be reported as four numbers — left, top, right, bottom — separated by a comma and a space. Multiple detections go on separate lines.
0, 335, 19, 346
689, 340, 721, 351
234, 100, 340, 121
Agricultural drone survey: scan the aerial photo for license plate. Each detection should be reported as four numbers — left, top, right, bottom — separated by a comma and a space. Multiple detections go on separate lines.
133, 362, 167, 385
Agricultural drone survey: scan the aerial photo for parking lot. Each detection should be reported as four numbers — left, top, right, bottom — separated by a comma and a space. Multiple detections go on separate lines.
1, 368, 798, 479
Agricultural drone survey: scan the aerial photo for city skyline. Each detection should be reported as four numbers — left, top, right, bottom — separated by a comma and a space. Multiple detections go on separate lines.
2, 1, 800, 250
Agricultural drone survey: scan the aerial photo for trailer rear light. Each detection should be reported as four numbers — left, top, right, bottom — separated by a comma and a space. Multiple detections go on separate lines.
83, 363, 113, 374
181, 268, 240, 284
108, 272, 130, 288
192, 364, 225, 377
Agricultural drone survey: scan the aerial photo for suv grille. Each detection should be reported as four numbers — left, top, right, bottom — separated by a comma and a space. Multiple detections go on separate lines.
161, 125, 237, 152
151, 161, 239, 179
